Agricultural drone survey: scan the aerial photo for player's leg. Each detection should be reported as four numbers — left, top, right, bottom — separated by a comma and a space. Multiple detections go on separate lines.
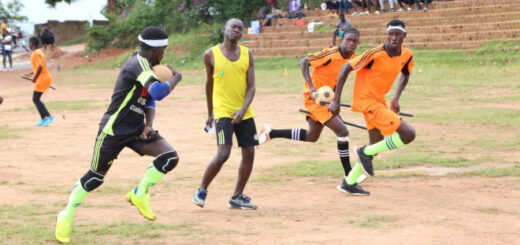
55, 132, 121, 243
356, 107, 416, 176
259, 116, 324, 145
126, 136, 179, 220
32, 91, 50, 126
343, 127, 383, 191
192, 118, 233, 208
228, 146, 257, 209
326, 116, 369, 195
363, 120, 415, 155
324, 116, 352, 177
229, 118, 259, 209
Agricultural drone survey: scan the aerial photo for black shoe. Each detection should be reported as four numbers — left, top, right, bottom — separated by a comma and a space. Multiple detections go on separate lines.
355, 146, 374, 176
337, 180, 370, 196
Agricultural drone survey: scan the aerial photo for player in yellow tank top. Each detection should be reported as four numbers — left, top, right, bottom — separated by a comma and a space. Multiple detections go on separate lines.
192, 18, 259, 210
211, 44, 254, 120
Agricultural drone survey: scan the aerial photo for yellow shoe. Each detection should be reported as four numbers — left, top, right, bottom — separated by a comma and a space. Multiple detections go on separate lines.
126, 189, 156, 221
55, 211, 71, 243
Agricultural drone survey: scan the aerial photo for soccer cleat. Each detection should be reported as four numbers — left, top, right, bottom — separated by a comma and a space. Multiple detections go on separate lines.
258, 124, 272, 145
355, 146, 374, 176
357, 174, 368, 184
192, 188, 207, 208
35, 119, 46, 126
42, 116, 55, 126
229, 194, 257, 210
55, 211, 72, 243
126, 188, 156, 221
337, 180, 370, 196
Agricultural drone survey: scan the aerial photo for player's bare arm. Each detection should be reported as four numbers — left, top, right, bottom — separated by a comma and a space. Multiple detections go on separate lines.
32, 66, 42, 83
391, 73, 410, 114
231, 49, 256, 124
299, 57, 316, 99
204, 48, 215, 127
141, 107, 156, 140
165, 65, 182, 91
329, 62, 353, 116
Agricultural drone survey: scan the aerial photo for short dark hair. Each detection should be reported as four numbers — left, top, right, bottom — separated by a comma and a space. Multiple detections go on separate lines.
386, 19, 405, 29
29, 37, 39, 47
139, 26, 169, 51
343, 27, 360, 37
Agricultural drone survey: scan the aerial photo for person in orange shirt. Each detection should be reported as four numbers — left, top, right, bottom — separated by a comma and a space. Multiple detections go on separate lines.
25, 37, 54, 126
0, 19, 7, 33
258, 28, 370, 195
331, 19, 416, 193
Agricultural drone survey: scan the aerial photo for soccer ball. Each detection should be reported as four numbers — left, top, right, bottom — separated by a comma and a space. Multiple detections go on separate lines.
313, 86, 335, 105
152, 65, 173, 82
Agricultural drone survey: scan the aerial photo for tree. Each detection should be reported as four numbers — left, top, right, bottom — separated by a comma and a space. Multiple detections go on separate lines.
45, 0, 76, 7
0, 0, 27, 22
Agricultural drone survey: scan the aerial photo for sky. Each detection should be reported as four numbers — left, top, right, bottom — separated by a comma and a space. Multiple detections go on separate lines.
6, 0, 107, 34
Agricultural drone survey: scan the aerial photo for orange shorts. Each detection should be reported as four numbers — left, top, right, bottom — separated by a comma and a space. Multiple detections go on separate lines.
363, 104, 401, 136
303, 92, 333, 124
34, 77, 52, 93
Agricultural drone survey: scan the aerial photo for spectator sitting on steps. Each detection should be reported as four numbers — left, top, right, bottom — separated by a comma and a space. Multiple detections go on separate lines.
325, 0, 339, 14
331, 13, 352, 47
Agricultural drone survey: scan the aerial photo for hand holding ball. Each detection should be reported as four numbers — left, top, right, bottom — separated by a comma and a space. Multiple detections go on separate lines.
314, 86, 335, 106
152, 65, 174, 82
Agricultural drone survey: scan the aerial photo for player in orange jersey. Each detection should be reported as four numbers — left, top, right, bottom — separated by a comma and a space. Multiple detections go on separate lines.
330, 19, 416, 193
26, 37, 54, 126
258, 28, 369, 195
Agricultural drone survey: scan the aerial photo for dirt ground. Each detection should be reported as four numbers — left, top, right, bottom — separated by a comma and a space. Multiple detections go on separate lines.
0, 48, 519, 245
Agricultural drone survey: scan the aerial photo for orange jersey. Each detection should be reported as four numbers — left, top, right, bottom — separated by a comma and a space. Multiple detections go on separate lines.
303, 47, 355, 124
348, 45, 413, 113
304, 47, 355, 93
31, 49, 53, 92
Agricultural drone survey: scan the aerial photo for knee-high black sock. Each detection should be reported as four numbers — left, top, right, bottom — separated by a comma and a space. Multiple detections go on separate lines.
338, 140, 351, 177
269, 128, 307, 141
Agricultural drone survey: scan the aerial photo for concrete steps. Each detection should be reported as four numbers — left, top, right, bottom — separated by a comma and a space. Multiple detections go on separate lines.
244, 29, 520, 49
269, 2, 520, 26
253, 38, 520, 57
244, 20, 520, 41
247, 0, 520, 57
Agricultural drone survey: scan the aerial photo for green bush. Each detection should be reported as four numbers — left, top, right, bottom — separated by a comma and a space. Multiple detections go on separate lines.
87, 0, 271, 51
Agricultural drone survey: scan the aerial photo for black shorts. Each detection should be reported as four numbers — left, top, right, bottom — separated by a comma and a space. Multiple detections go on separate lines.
215, 117, 258, 147
89, 130, 163, 173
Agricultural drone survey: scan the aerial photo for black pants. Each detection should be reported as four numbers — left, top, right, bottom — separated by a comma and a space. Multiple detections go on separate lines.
33, 91, 50, 119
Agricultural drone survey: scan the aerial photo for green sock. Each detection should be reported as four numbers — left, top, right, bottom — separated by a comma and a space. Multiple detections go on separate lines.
346, 163, 363, 185
135, 164, 165, 199
363, 132, 405, 156
61, 180, 88, 221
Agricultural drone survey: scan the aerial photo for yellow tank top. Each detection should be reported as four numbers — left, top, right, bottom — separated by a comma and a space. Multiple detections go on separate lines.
211, 44, 254, 120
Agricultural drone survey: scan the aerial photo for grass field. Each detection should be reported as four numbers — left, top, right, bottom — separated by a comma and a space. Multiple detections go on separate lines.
0, 41, 519, 244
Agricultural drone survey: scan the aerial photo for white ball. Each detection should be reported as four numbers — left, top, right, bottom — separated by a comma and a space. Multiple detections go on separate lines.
314, 86, 335, 105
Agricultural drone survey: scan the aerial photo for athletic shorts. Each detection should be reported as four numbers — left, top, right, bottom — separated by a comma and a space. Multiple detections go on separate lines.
215, 117, 258, 147
90, 130, 163, 173
303, 92, 333, 125
363, 104, 401, 136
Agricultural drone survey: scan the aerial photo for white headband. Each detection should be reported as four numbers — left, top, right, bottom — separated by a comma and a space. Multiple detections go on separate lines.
138, 35, 168, 47
386, 25, 406, 33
